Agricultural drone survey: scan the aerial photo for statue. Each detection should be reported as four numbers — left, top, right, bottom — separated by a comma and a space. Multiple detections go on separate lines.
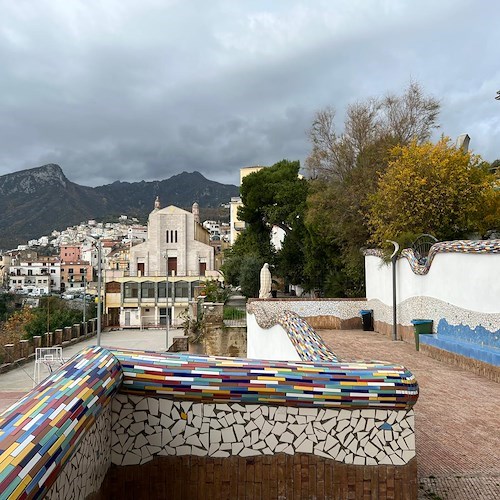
259, 263, 272, 298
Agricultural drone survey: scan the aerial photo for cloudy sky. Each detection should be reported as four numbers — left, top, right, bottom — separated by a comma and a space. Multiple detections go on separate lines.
1, 0, 499, 187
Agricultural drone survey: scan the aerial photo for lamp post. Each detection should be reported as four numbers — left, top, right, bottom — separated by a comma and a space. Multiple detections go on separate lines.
386, 240, 400, 341
96, 238, 102, 346
82, 274, 86, 324
163, 251, 169, 351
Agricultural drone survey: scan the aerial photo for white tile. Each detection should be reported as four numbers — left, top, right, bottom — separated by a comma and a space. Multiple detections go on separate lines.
136, 399, 148, 411
192, 404, 202, 417
148, 415, 160, 427
210, 429, 222, 443
250, 429, 259, 445
252, 441, 266, 450
260, 421, 273, 439
129, 422, 145, 436
405, 434, 415, 451
225, 413, 235, 426
160, 414, 174, 429
181, 401, 192, 413
159, 399, 173, 416
402, 450, 415, 462
192, 416, 202, 429
289, 424, 306, 437
275, 443, 288, 453
296, 415, 307, 425
353, 456, 365, 465
210, 419, 222, 430
272, 422, 287, 436
265, 434, 278, 451
184, 426, 198, 439
280, 431, 294, 444
122, 451, 141, 466
375, 409, 387, 421
364, 442, 378, 457
287, 407, 298, 415
212, 450, 230, 458
134, 433, 147, 449
222, 427, 236, 443
170, 434, 185, 447
171, 420, 186, 436
245, 421, 257, 433
186, 434, 202, 448
208, 443, 220, 455
234, 424, 245, 442
232, 443, 244, 455
344, 453, 353, 464
322, 409, 339, 420
254, 415, 265, 430
204, 404, 215, 417
192, 446, 208, 456
240, 448, 261, 457
200, 433, 209, 450
162, 429, 172, 446
219, 416, 228, 428
363, 409, 375, 418
283, 445, 294, 455
220, 443, 232, 451
336, 420, 350, 432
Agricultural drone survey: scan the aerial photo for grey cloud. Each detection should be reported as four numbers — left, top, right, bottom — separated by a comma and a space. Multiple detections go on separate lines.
1, 0, 499, 188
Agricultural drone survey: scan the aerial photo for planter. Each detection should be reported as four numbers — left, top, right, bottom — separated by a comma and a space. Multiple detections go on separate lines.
411, 319, 433, 351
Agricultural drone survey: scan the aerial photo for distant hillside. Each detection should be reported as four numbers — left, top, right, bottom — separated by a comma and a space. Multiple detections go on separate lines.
0, 164, 239, 250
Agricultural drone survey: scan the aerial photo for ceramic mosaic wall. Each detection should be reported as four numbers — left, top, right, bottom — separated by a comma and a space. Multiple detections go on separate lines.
367, 296, 500, 332
46, 405, 111, 500
0, 347, 122, 500
247, 299, 367, 329
111, 394, 416, 467
276, 310, 338, 362
365, 239, 500, 276
113, 348, 418, 410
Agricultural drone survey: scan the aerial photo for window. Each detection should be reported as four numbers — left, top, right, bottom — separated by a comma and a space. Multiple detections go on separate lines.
68, 268, 74, 274
141, 281, 155, 299
175, 281, 189, 298
158, 282, 173, 298
124, 282, 139, 298
166, 231, 169, 243
175, 230, 178, 243
80, 268, 85, 274
51, 269, 55, 274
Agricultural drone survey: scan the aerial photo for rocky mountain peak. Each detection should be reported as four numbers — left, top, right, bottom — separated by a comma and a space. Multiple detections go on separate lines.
0, 164, 68, 195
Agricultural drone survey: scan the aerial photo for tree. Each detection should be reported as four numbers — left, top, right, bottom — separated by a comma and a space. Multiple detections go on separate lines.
368, 137, 499, 245
304, 82, 441, 295
222, 159, 308, 292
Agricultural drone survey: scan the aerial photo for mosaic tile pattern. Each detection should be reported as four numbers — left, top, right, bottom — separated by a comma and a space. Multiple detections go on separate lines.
277, 310, 338, 362
111, 395, 416, 466
247, 299, 367, 329
113, 348, 418, 409
46, 405, 111, 500
0, 347, 122, 500
366, 239, 500, 276
367, 296, 500, 332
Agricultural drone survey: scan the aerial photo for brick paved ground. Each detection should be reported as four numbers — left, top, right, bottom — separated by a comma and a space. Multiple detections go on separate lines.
320, 329, 500, 500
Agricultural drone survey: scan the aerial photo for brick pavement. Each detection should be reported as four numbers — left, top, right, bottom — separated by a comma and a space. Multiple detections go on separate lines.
320, 329, 500, 500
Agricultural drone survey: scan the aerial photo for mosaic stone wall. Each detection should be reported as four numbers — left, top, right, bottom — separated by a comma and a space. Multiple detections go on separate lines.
46, 405, 111, 500
0, 347, 122, 500
111, 394, 416, 467
367, 296, 500, 331
247, 299, 367, 329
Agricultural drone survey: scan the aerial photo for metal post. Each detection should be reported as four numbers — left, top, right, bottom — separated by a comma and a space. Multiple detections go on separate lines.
97, 239, 102, 346
83, 275, 86, 324
386, 240, 399, 341
164, 252, 169, 351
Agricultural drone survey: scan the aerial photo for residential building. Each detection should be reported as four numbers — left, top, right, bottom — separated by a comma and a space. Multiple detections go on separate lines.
8, 256, 60, 295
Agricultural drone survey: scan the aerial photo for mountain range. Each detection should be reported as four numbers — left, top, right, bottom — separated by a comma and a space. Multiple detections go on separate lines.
0, 164, 239, 250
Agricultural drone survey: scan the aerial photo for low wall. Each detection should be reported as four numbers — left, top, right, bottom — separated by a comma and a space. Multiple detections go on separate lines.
0, 315, 108, 373
0, 313, 419, 499
247, 298, 366, 330
0, 346, 122, 499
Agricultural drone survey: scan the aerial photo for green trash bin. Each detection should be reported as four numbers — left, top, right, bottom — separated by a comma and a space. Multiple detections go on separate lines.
411, 319, 433, 351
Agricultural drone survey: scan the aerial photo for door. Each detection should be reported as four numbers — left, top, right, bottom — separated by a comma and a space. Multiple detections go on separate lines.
168, 257, 177, 276
199, 262, 206, 276
125, 311, 131, 327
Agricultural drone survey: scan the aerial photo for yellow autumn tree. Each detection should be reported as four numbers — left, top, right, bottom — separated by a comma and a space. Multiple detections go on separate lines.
368, 137, 499, 246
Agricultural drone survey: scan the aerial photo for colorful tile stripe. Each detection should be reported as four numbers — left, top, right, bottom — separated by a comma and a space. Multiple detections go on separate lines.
277, 310, 339, 362
114, 348, 418, 410
0, 347, 122, 500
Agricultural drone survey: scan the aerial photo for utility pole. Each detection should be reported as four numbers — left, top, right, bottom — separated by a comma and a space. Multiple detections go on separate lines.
164, 252, 169, 351
386, 240, 400, 341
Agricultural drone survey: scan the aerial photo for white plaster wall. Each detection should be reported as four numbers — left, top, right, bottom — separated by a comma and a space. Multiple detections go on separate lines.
365, 253, 500, 314
246, 313, 301, 361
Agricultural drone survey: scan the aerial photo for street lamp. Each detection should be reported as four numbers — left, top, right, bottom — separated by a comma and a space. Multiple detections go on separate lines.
386, 240, 400, 341
96, 238, 102, 346
163, 251, 169, 351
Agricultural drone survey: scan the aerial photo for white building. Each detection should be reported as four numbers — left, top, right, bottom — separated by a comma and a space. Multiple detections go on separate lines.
8, 257, 61, 295
105, 199, 216, 333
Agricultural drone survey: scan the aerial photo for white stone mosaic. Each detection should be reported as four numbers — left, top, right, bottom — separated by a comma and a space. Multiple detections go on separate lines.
111, 394, 416, 467
46, 405, 112, 500
368, 296, 500, 332
248, 300, 367, 329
